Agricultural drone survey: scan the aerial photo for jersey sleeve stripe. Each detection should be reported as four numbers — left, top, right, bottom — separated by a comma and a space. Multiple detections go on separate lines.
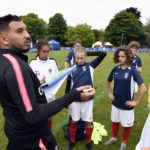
39, 138, 48, 150
3, 54, 33, 112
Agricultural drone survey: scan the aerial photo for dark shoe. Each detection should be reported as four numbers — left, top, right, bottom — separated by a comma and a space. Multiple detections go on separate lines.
65, 142, 75, 150
86, 143, 94, 150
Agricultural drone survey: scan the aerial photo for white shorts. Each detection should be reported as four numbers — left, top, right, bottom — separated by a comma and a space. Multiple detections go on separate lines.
111, 105, 134, 127
136, 113, 150, 150
70, 100, 93, 122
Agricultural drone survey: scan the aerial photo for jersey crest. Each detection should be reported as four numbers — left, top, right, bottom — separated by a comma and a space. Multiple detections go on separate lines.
82, 66, 86, 71
124, 72, 129, 79
48, 68, 52, 74
35, 71, 40, 77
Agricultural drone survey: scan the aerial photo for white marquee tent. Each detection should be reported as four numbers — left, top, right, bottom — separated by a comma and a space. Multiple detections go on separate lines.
92, 41, 103, 48
104, 42, 113, 47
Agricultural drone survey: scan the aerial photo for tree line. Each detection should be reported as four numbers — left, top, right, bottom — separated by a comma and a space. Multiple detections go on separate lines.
20, 7, 150, 48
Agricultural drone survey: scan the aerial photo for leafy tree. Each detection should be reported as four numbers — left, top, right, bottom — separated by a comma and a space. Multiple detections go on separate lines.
93, 29, 100, 41
125, 7, 142, 26
20, 13, 47, 43
64, 26, 76, 46
93, 29, 105, 43
47, 13, 67, 46
143, 19, 150, 47
125, 7, 141, 19
99, 29, 105, 43
144, 19, 150, 39
24, 13, 38, 19
65, 23, 95, 47
105, 11, 145, 46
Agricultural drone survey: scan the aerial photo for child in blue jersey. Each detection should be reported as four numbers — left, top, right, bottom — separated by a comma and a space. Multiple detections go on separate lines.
128, 41, 142, 73
65, 47, 106, 150
129, 41, 142, 93
65, 40, 82, 68
104, 46, 147, 150
65, 40, 82, 94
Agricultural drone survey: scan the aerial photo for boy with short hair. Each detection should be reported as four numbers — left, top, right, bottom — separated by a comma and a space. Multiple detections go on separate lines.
0, 14, 96, 150
65, 47, 106, 150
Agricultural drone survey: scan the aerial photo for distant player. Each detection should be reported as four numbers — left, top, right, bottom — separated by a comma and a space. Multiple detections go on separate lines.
128, 41, 142, 93
65, 40, 82, 94
104, 46, 146, 150
29, 40, 58, 130
65, 40, 82, 69
128, 41, 142, 73
65, 47, 107, 150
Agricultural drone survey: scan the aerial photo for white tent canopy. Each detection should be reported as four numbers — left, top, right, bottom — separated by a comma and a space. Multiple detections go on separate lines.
92, 41, 103, 48
104, 42, 113, 46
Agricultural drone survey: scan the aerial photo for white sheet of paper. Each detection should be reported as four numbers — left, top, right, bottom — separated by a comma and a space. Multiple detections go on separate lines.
42, 65, 77, 95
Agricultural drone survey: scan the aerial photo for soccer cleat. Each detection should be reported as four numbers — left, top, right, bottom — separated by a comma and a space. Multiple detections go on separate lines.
119, 142, 127, 150
86, 143, 94, 150
65, 142, 75, 150
104, 137, 117, 146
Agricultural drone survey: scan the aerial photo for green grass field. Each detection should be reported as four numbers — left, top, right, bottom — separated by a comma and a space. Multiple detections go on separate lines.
0, 51, 150, 150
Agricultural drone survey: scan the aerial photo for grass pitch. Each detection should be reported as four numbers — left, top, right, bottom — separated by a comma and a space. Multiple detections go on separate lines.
0, 51, 150, 150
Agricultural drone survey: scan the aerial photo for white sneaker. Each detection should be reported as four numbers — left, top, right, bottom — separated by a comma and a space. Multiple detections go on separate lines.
104, 137, 117, 146
119, 142, 127, 150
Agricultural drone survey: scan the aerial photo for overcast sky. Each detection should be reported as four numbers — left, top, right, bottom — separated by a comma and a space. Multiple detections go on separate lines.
1, 0, 149, 29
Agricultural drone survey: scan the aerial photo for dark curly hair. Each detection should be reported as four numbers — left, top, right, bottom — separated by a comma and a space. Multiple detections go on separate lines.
113, 46, 134, 65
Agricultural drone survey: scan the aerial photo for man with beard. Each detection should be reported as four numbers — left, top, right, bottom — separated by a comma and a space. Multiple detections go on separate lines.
0, 14, 95, 150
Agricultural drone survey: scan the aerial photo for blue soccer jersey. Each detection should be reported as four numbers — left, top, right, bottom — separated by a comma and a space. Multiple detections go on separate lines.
132, 55, 142, 68
108, 65, 144, 110
66, 51, 76, 67
71, 52, 106, 102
